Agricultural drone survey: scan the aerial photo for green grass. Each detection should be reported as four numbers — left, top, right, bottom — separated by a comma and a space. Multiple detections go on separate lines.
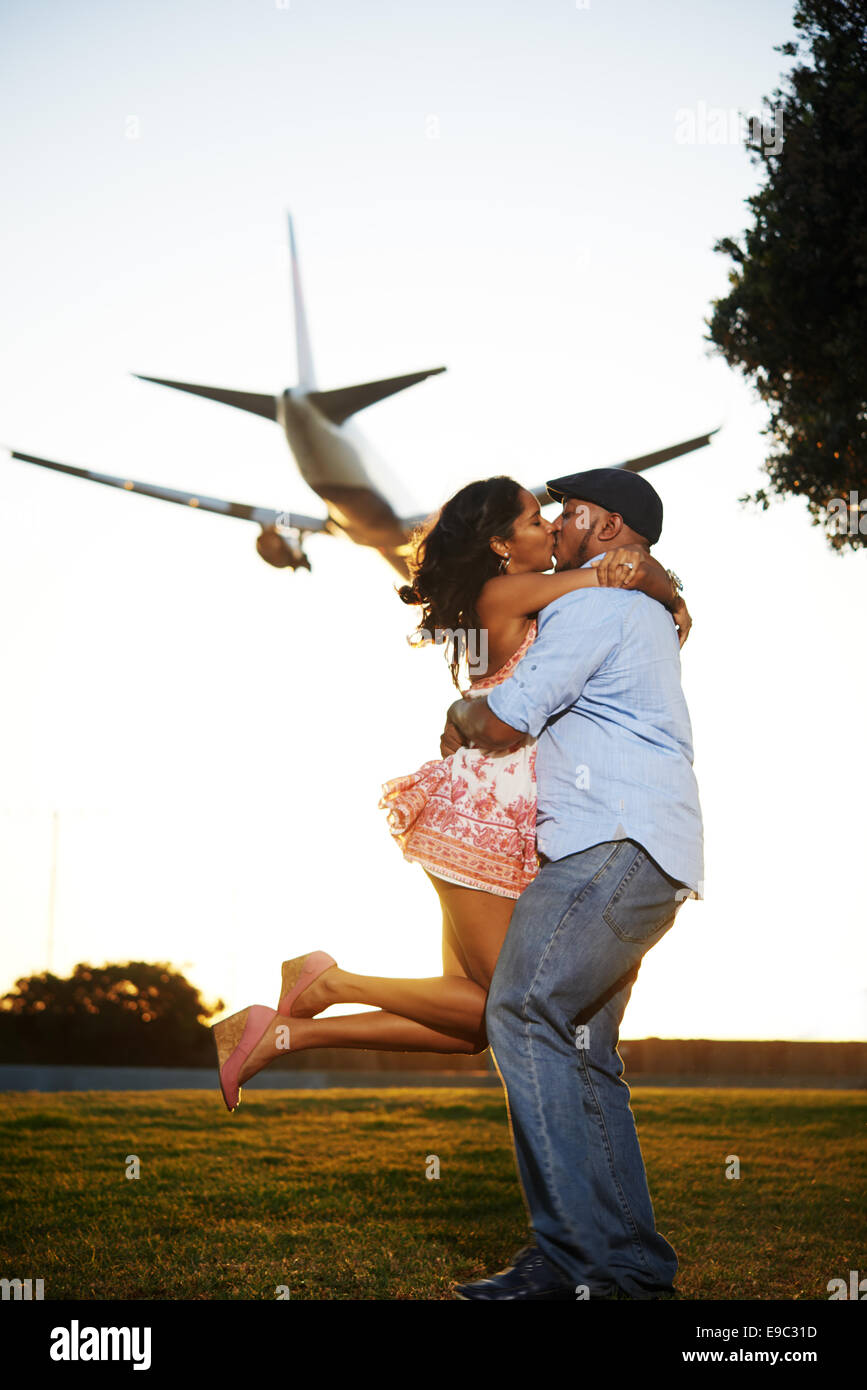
0, 1087, 864, 1300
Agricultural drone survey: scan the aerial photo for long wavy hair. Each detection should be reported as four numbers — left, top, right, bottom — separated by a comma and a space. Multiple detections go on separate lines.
398, 476, 525, 688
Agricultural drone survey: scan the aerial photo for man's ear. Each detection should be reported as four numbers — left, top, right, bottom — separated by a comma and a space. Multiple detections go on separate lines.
598, 511, 625, 542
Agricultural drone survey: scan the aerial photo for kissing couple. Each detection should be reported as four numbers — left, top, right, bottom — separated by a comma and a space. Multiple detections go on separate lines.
213, 465, 704, 1300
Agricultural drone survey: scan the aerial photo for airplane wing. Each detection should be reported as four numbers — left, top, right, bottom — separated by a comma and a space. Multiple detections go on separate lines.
6, 449, 333, 534
528, 428, 721, 506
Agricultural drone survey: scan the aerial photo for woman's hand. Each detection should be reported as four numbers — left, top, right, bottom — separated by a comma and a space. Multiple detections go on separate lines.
592, 546, 652, 590
672, 596, 692, 648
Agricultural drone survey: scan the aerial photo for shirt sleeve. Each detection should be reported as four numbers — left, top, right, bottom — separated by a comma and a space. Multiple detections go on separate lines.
486, 589, 622, 738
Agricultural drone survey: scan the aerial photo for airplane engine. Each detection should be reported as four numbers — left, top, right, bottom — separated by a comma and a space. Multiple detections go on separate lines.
256, 524, 311, 571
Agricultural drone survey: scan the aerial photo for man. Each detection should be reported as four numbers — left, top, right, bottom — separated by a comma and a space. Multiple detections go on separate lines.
443, 467, 703, 1300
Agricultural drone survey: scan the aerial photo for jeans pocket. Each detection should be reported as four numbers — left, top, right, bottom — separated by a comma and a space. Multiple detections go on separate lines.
602, 847, 681, 944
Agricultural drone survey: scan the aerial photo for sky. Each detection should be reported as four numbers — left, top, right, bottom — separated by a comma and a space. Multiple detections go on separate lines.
0, 0, 864, 1043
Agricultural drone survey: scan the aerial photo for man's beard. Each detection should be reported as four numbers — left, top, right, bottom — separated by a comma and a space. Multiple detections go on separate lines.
574, 530, 592, 567
560, 525, 595, 570
554, 520, 596, 571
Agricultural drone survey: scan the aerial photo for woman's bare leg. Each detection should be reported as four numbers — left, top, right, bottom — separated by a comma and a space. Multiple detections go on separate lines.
289, 873, 515, 1038
238, 876, 517, 1082
290, 968, 486, 1039
426, 875, 515, 991
238, 1008, 483, 1083
238, 906, 483, 1080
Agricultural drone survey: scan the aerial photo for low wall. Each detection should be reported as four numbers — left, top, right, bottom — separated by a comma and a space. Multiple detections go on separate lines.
0, 1040, 863, 1091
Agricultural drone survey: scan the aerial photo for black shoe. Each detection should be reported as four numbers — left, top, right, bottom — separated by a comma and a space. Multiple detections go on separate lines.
454, 1245, 576, 1301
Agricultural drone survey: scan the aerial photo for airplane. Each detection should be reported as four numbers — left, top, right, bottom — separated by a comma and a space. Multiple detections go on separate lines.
7, 215, 719, 579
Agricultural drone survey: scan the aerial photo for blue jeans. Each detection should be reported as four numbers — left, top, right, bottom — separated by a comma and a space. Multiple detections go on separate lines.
486, 839, 685, 1297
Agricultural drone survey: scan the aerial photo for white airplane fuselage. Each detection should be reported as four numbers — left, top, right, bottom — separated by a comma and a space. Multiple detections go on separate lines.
278, 389, 415, 557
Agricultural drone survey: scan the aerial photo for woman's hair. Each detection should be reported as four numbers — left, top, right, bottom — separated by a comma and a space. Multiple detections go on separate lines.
398, 476, 525, 688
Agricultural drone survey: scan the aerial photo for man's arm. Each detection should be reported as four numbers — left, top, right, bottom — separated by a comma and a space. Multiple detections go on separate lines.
441, 589, 622, 753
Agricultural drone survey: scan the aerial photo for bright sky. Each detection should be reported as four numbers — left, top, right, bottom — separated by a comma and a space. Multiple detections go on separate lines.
1, 0, 863, 1042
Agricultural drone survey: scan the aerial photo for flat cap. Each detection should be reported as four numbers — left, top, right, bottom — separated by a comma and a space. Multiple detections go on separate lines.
546, 467, 663, 544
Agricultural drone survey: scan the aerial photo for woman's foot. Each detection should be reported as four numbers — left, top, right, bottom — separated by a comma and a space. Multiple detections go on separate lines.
278, 951, 338, 1016
288, 965, 347, 1017
212, 1005, 277, 1112
237, 1014, 292, 1083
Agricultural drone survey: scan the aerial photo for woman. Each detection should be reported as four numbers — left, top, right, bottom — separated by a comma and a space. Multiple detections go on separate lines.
213, 477, 690, 1111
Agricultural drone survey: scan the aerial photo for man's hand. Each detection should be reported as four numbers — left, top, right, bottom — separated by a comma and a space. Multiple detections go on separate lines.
440, 717, 468, 757
441, 695, 521, 754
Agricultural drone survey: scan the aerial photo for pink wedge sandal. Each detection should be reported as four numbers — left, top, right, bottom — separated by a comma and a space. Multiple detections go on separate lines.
212, 1005, 277, 1112
277, 951, 337, 1016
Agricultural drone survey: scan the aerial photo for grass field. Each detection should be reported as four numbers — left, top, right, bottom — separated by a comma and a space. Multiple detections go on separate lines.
1, 1087, 864, 1300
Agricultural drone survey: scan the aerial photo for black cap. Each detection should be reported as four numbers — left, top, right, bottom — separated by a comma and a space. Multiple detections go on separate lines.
545, 467, 663, 545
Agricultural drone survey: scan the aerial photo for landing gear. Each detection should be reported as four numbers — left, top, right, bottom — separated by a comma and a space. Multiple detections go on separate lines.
256, 524, 311, 570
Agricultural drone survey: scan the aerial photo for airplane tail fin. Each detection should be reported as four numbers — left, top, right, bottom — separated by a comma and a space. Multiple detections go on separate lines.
134, 217, 445, 424
289, 212, 316, 389
132, 376, 278, 420
308, 368, 446, 426
286, 212, 446, 418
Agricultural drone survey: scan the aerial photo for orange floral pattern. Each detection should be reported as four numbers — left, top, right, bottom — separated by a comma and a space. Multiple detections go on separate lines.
379, 622, 539, 899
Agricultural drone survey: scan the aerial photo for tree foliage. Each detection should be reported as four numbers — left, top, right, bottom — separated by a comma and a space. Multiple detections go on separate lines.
706, 0, 867, 550
0, 961, 223, 1066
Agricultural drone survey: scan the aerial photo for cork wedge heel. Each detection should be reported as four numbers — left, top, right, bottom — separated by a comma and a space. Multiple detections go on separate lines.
212, 1004, 277, 1112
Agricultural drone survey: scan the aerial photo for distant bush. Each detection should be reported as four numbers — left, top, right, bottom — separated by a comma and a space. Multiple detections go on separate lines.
0, 961, 223, 1066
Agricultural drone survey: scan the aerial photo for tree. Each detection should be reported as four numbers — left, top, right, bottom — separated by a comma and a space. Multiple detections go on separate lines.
0, 961, 224, 1066
706, 0, 867, 550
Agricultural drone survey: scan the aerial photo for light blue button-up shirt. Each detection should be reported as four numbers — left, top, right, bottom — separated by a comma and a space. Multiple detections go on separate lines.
485, 564, 704, 896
